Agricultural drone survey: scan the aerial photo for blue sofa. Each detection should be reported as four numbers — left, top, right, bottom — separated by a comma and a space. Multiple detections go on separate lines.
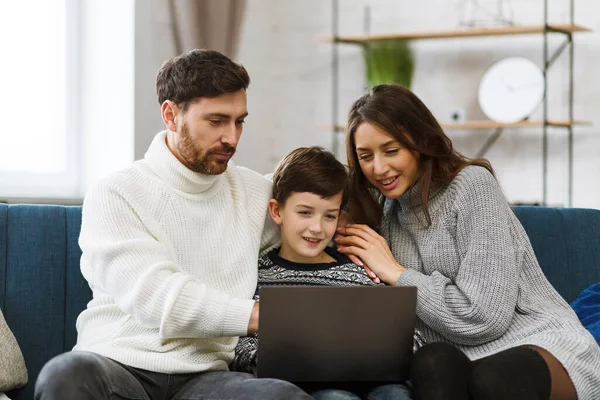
1, 204, 599, 400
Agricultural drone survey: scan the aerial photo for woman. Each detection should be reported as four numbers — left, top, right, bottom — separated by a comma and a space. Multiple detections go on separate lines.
335, 84, 600, 399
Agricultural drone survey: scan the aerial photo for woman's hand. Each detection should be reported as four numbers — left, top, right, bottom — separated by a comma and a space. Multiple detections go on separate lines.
337, 210, 352, 229
336, 212, 382, 282
335, 224, 407, 285
334, 221, 379, 283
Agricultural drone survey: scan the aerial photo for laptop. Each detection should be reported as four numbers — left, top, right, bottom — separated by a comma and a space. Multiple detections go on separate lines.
256, 286, 417, 383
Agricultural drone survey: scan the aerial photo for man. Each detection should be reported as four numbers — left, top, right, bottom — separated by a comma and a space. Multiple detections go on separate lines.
35, 49, 311, 400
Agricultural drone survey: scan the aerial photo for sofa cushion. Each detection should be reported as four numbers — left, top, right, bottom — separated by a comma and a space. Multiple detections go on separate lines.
513, 206, 600, 303
0, 205, 90, 400
570, 282, 600, 344
0, 310, 27, 391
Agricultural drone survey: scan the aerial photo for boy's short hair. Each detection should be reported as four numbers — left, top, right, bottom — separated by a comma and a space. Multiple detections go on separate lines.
272, 146, 349, 209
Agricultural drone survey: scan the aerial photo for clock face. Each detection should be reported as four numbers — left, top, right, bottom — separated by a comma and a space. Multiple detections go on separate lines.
478, 57, 545, 124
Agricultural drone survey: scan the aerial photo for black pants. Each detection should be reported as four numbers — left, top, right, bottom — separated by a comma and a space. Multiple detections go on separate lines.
410, 342, 552, 400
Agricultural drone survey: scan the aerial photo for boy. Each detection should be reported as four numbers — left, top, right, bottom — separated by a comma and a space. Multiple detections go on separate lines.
232, 147, 424, 398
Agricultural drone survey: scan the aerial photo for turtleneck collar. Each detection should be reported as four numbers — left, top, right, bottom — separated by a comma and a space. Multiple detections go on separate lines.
144, 130, 225, 195
384, 179, 445, 224
395, 181, 423, 211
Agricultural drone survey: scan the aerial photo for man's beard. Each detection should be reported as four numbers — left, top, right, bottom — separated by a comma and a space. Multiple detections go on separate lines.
177, 123, 235, 175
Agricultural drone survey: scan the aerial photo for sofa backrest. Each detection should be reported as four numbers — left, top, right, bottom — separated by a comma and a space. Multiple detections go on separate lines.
0, 204, 91, 400
513, 206, 600, 303
0, 203, 599, 399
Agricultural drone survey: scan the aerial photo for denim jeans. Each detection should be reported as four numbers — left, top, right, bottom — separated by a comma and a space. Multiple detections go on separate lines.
306, 382, 414, 400
35, 351, 312, 400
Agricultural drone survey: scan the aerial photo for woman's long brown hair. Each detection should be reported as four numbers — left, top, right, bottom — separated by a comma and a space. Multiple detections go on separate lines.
346, 84, 494, 229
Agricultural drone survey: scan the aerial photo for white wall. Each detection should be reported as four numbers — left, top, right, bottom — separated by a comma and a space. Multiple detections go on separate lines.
232, 0, 600, 209
134, 0, 175, 160
133, 0, 599, 208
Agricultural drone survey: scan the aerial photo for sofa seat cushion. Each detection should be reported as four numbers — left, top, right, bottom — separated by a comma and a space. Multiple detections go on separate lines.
571, 282, 600, 345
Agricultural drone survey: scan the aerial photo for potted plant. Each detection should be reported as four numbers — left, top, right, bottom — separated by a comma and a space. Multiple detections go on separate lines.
362, 39, 414, 88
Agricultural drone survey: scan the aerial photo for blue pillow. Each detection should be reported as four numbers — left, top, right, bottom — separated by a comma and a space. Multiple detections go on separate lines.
570, 282, 600, 345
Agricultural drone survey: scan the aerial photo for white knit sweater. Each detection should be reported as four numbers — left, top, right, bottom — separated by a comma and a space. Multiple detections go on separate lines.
73, 131, 279, 373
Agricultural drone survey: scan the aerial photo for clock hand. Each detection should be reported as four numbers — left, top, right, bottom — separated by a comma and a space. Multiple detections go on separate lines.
501, 77, 514, 92
511, 81, 544, 91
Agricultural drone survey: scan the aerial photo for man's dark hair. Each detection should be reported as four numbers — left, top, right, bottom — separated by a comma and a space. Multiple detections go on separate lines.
156, 49, 250, 111
272, 147, 349, 209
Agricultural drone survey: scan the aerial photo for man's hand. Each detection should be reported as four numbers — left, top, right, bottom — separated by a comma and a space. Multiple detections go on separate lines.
247, 302, 259, 335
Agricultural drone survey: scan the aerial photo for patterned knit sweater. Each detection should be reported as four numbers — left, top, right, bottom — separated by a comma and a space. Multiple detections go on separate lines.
231, 246, 426, 374
386, 165, 600, 399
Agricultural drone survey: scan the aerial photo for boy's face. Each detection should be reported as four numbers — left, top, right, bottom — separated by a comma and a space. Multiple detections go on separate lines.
269, 191, 343, 264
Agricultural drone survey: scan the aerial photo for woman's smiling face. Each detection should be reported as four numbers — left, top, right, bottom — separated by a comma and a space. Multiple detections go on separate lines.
354, 121, 419, 199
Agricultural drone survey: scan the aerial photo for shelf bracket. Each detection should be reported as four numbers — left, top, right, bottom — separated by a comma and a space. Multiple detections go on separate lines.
475, 127, 504, 158
545, 35, 572, 70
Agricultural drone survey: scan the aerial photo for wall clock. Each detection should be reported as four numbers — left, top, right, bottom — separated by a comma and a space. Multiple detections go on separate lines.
478, 57, 545, 124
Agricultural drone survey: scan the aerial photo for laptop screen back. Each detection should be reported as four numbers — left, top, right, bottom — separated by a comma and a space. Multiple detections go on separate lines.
257, 286, 417, 383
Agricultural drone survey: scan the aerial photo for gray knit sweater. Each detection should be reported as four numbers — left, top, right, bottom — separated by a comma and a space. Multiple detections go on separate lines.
384, 166, 600, 399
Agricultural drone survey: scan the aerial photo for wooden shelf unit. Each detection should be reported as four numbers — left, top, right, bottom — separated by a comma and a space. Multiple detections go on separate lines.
320, 24, 591, 43
442, 120, 591, 129
324, 1, 592, 206
325, 120, 591, 132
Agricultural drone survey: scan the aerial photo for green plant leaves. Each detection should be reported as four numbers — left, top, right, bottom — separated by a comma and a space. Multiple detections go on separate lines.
362, 39, 414, 88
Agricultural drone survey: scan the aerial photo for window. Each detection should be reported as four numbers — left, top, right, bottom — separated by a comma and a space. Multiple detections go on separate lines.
0, 0, 80, 198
